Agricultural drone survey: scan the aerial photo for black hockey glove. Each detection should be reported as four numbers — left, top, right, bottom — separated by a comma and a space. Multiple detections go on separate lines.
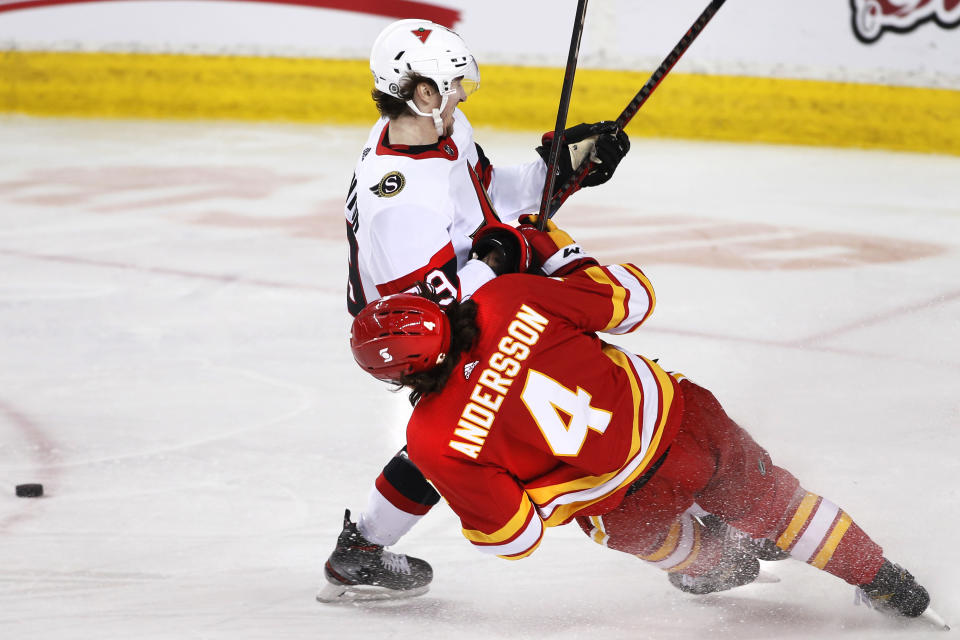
582, 121, 630, 186
536, 121, 631, 193
470, 223, 532, 276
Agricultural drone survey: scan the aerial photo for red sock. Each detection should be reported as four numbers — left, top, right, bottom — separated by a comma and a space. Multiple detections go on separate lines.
773, 489, 884, 585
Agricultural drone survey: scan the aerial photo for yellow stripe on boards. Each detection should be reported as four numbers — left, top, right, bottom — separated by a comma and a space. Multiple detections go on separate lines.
0, 51, 378, 123
2, 51, 958, 155
473, 64, 960, 155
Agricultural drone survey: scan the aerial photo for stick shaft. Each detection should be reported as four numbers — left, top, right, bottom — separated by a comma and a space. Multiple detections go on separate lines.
537, 0, 589, 231
616, 0, 726, 129
549, 0, 727, 217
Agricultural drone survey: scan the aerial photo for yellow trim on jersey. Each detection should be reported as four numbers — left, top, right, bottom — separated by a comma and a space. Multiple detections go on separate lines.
583, 266, 627, 332
810, 511, 853, 570
640, 353, 677, 445
589, 516, 608, 545
528, 347, 674, 527
2, 52, 958, 155
461, 493, 534, 545
776, 492, 819, 551
498, 540, 542, 561
619, 263, 656, 318
524, 346, 642, 508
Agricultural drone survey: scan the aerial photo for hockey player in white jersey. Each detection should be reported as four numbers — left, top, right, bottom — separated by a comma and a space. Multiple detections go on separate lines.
319, 18, 631, 602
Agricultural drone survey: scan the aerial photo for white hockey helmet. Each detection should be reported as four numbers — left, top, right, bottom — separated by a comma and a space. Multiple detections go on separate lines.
370, 19, 480, 132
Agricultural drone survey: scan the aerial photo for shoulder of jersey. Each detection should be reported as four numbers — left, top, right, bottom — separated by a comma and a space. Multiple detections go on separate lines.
358, 153, 455, 203
475, 271, 540, 301
355, 112, 476, 202
452, 108, 473, 142
358, 139, 461, 202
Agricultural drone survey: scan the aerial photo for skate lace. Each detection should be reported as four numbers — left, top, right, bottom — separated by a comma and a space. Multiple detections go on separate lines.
380, 550, 412, 575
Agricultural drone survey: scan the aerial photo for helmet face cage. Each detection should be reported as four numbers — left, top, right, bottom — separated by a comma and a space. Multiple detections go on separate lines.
370, 19, 480, 102
350, 294, 452, 383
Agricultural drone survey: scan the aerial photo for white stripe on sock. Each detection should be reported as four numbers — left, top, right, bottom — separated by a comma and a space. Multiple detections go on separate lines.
790, 498, 839, 562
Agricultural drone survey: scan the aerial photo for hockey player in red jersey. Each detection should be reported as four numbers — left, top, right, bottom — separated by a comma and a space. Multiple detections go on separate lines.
345, 217, 941, 624
319, 18, 631, 602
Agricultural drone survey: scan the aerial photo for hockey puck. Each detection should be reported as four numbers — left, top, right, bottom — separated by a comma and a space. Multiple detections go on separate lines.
15, 483, 43, 498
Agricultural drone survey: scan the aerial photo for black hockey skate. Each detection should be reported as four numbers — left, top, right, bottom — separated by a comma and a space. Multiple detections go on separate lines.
316, 509, 432, 603
856, 559, 930, 618
668, 549, 760, 595
744, 534, 791, 562
667, 515, 789, 595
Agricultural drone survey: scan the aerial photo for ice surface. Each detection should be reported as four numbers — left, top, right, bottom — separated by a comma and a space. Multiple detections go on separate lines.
0, 116, 957, 639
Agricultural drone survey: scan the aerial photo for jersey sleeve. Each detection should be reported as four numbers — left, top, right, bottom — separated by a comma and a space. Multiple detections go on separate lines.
526, 263, 657, 335
415, 451, 545, 560
457, 259, 497, 299
486, 157, 548, 223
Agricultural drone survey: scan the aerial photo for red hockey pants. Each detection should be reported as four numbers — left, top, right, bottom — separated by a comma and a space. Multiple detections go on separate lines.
576, 379, 884, 586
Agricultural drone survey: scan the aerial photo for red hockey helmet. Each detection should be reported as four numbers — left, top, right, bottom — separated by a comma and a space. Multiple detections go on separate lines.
350, 294, 452, 382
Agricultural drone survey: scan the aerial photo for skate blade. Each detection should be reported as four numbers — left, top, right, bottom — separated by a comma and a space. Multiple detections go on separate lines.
920, 605, 950, 631
316, 581, 429, 604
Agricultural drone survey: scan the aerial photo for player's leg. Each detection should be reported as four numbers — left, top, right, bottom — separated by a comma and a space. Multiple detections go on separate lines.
318, 447, 439, 603
576, 439, 771, 595
681, 379, 932, 618
358, 447, 440, 546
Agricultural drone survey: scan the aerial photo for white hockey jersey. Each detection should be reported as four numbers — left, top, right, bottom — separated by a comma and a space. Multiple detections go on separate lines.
345, 109, 546, 316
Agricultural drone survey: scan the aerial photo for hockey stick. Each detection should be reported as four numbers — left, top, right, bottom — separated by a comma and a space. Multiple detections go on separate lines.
546, 0, 728, 218
536, 0, 590, 231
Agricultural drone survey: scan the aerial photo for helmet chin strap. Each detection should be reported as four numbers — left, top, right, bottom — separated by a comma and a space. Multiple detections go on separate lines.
405, 93, 450, 137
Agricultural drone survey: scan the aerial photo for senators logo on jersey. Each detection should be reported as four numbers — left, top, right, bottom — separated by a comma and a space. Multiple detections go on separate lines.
370, 171, 406, 198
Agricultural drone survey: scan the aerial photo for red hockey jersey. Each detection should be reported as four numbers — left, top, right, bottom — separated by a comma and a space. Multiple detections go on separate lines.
406, 264, 683, 559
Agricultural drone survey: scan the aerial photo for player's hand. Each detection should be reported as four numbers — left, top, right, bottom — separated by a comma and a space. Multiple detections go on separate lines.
517, 215, 598, 276
578, 121, 630, 187
470, 223, 531, 276
536, 121, 630, 192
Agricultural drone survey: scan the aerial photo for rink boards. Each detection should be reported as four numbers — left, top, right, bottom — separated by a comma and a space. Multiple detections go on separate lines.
1, 51, 959, 155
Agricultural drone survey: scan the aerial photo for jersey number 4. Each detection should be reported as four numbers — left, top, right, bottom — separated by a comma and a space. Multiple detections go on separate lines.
520, 370, 612, 456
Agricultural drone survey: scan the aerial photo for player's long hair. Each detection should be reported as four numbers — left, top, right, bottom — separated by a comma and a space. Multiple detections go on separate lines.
398, 287, 479, 406
372, 73, 439, 119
